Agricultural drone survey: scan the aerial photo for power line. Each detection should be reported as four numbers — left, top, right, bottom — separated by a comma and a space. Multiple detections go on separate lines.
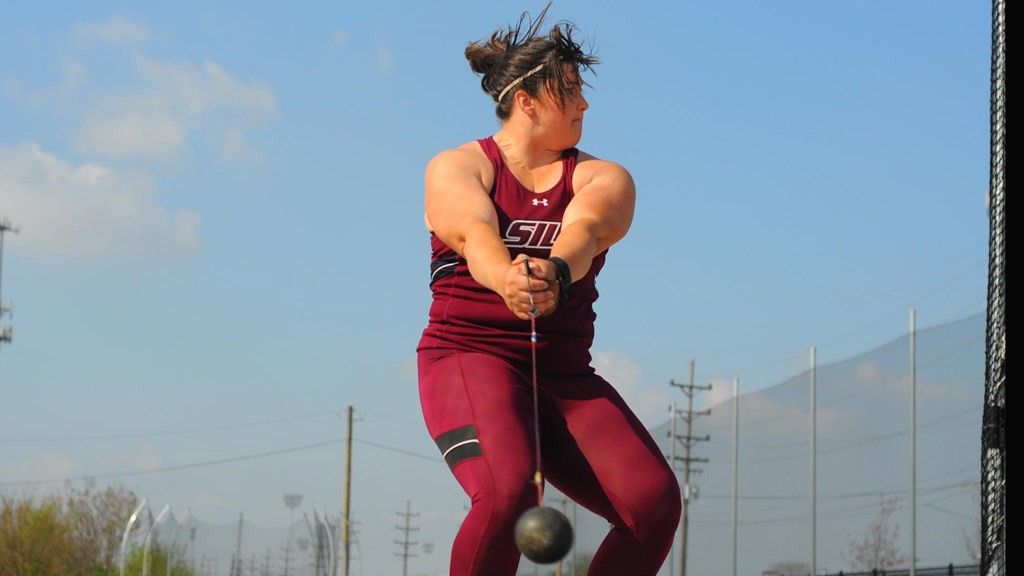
0, 411, 336, 443
359, 411, 424, 427
0, 438, 346, 487
0, 435, 440, 488
353, 439, 437, 462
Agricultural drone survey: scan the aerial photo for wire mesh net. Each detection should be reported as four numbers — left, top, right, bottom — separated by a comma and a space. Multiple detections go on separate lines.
120, 512, 334, 576
980, 0, 1006, 573
550, 314, 983, 576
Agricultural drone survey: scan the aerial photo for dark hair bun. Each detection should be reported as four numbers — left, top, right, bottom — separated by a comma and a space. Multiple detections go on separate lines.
465, 34, 508, 76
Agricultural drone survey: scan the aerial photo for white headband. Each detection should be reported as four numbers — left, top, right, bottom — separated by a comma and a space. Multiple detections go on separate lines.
496, 64, 545, 103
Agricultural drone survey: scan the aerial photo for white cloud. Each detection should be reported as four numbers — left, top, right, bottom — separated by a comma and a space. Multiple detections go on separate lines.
76, 112, 186, 160
72, 15, 151, 47
7, 17, 278, 162
73, 56, 277, 160
0, 143, 200, 258
592, 349, 671, 427
333, 31, 350, 48
703, 377, 738, 409
133, 57, 277, 119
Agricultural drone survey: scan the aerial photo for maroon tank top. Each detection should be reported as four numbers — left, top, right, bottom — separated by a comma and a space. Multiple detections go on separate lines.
417, 136, 607, 375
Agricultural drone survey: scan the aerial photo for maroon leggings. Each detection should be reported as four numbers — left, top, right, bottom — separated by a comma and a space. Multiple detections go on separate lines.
418, 350, 681, 576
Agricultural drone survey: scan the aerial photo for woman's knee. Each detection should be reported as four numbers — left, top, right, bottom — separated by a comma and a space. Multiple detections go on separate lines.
630, 467, 682, 539
462, 465, 535, 521
492, 479, 536, 519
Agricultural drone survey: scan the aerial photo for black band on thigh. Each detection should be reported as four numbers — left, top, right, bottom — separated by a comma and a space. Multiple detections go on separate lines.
435, 424, 483, 469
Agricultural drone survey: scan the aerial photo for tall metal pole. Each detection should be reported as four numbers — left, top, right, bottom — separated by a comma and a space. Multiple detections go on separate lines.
910, 310, 917, 576
234, 513, 244, 576
731, 377, 739, 576
344, 405, 354, 576
555, 497, 568, 576
1, 223, 5, 307
810, 346, 817, 576
572, 502, 578, 574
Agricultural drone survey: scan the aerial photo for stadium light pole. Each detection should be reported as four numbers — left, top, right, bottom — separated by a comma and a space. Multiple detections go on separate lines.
284, 493, 303, 576
0, 216, 21, 346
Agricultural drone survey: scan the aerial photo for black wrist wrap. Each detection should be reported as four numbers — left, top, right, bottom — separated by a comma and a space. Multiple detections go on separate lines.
549, 257, 572, 305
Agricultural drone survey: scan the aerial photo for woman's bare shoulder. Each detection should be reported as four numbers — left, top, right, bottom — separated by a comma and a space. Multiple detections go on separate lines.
573, 150, 632, 186
428, 140, 491, 172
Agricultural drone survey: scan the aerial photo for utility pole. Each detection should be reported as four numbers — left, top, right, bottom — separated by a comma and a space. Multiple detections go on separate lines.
233, 513, 244, 576
670, 359, 711, 576
394, 500, 419, 576
0, 216, 20, 346
343, 405, 354, 576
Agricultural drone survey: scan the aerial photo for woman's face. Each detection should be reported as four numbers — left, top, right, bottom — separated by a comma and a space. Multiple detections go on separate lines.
533, 69, 589, 148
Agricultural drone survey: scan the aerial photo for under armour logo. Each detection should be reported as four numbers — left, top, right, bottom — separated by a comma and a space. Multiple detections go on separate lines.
532, 198, 549, 206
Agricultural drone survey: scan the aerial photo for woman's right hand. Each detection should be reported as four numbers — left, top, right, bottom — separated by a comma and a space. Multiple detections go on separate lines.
503, 254, 556, 320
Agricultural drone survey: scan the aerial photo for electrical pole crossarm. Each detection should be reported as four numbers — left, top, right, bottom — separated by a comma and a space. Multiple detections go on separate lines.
670, 380, 713, 392
676, 434, 711, 443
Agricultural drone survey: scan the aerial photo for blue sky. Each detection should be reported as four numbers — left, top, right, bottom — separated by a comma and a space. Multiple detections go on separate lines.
1, 2, 990, 574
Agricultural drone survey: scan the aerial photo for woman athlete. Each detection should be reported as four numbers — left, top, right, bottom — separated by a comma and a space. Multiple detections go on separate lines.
417, 8, 681, 575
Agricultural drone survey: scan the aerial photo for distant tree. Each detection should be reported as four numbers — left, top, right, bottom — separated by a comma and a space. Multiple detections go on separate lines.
842, 495, 908, 571
62, 478, 141, 573
122, 544, 196, 576
762, 560, 811, 575
0, 480, 142, 576
0, 492, 74, 575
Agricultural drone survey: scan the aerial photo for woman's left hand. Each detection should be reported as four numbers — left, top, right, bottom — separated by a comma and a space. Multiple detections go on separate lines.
505, 254, 558, 319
